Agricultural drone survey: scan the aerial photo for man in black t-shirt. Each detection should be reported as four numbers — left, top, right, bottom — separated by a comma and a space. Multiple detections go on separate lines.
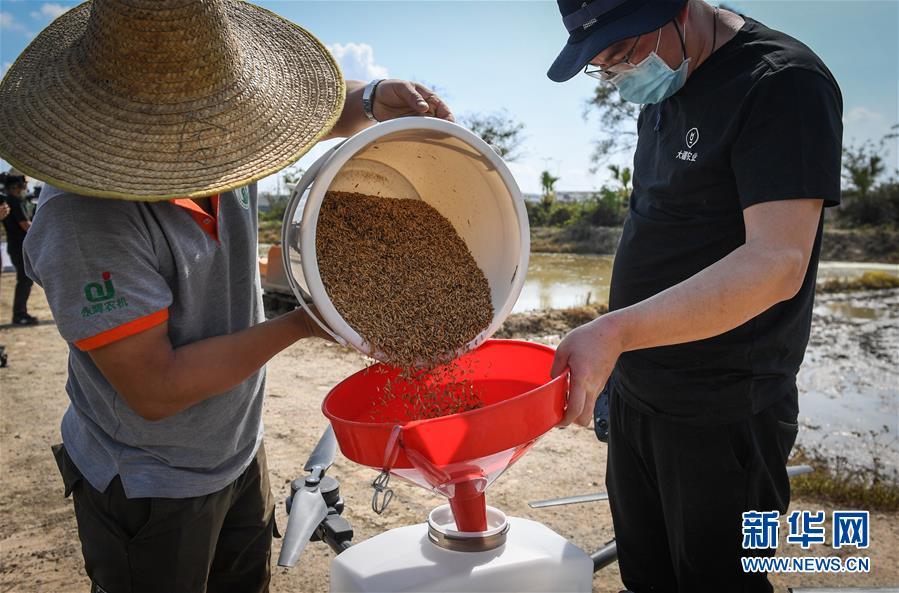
1, 169, 38, 325
547, 1, 842, 591
0, 199, 9, 367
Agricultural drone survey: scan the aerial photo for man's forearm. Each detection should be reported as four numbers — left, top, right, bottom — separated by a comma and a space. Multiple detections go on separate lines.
324, 80, 369, 139
610, 241, 807, 353
96, 309, 320, 421
164, 311, 311, 403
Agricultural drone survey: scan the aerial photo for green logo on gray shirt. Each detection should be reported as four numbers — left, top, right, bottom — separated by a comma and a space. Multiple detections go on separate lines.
239, 187, 250, 210
81, 272, 128, 317
84, 271, 115, 302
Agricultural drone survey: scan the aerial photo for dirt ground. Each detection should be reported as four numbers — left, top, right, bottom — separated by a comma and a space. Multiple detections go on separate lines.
1, 276, 897, 592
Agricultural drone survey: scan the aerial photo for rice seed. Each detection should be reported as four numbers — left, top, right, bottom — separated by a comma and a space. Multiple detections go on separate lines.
317, 191, 493, 422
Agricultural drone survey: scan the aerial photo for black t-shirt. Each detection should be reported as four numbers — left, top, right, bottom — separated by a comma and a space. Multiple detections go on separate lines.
1, 191, 29, 245
609, 17, 843, 425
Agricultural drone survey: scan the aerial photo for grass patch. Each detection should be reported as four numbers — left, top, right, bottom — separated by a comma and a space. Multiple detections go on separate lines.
789, 440, 899, 512
496, 304, 608, 339
259, 220, 281, 245
529, 225, 621, 255
818, 270, 899, 293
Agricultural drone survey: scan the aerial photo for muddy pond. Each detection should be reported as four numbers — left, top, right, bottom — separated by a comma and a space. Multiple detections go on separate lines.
516, 253, 899, 312
519, 254, 898, 476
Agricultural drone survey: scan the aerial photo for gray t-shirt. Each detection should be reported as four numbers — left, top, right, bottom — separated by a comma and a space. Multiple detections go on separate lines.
24, 184, 266, 498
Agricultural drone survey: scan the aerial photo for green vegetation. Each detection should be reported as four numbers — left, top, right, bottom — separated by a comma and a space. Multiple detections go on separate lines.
257, 164, 305, 244
584, 82, 639, 166
529, 225, 621, 255
254, 107, 897, 264
790, 434, 899, 512
522, 125, 899, 261
495, 275, 898, 339
259, 220, 280, 245
526, 169, 629, 230
818, 271, 899, 293
835, 125, 899, 229
459, 110, 526, 162
583, 77, 898, 231
528, 124, 899, 234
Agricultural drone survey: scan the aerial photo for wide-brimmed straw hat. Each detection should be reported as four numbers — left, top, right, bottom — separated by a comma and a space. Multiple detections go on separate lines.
0, 0, 345, 201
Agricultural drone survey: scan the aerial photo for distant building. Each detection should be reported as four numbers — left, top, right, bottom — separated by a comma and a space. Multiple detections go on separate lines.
523, 191, 595, 203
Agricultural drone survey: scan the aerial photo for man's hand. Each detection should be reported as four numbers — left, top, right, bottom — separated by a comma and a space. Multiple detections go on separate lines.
326, 79, 454, 139
372, 80, 454, 122
292, 306, 337, 343
551, 314, 625, 427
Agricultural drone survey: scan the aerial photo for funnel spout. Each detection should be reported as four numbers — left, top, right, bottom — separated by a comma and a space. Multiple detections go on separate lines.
449, 483, 488, 532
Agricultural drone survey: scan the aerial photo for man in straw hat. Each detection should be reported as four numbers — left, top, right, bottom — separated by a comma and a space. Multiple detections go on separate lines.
0, 1, 452, 591
546, 0, 841, 591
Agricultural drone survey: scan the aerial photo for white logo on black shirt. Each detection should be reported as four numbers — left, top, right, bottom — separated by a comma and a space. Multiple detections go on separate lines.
677, 127, 701, 162
686, 127, 699, 148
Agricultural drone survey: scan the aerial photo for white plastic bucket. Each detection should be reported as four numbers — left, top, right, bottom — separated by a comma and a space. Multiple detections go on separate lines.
281, 117, 529, 363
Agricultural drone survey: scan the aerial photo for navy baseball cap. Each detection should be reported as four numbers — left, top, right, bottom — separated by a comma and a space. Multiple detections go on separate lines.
548, 0, 688, 82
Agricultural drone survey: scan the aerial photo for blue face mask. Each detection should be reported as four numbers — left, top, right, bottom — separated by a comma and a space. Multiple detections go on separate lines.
611, 23, 690, 105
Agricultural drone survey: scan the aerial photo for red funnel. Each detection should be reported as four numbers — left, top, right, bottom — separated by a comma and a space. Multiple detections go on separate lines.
323, 340, 568, 532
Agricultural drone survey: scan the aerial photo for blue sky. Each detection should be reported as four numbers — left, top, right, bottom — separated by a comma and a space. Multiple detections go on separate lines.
1, 1, 897, 194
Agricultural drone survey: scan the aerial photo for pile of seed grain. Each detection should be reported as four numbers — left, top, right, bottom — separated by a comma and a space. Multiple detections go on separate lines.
368, 361, 484, 422
317, 191, 494, 369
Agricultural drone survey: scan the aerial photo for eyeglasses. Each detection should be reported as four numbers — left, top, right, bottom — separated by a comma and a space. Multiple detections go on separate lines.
583, 34, 642, 81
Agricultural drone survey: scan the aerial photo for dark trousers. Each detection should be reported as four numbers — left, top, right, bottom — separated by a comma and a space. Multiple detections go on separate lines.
606, 386, 798, 593
54, 444, 276, 593
7, 239, 33, 318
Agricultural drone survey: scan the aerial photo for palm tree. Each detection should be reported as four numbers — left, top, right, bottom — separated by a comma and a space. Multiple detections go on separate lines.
540, 170, 560, 211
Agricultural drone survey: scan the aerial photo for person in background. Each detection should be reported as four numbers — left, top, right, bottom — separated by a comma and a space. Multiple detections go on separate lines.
0, 169, 37, 325
22, 182, 39, 219
0, 197, 9, 366
0, 197, 8, 220
546, 0, 842, 591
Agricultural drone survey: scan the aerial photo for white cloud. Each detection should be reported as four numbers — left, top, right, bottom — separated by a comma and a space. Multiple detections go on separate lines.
0, 11, 25, 32
2, 62, 11, 77
41, 3, 68, 18
843, 107, 885, 125
326, 42, 388, 81
31, 3, 68, 20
